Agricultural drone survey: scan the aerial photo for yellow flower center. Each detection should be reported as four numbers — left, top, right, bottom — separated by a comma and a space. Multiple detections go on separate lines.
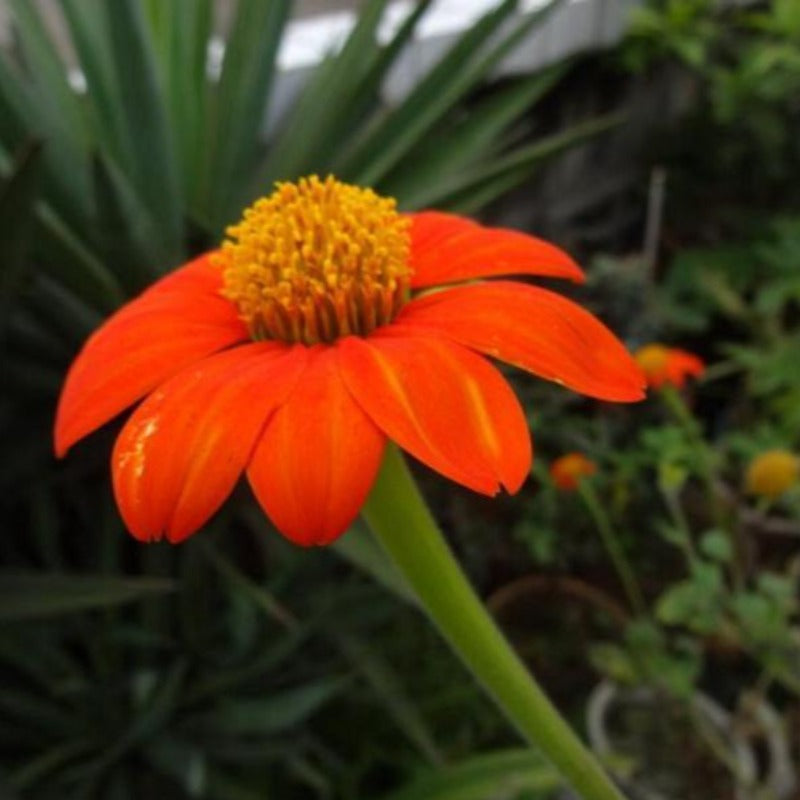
634, 344, 669, 376
217, 175, 412, 345
745, 449, 799, 499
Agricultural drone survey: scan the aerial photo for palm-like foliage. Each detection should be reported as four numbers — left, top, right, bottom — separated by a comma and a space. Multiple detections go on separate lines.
0, 0, 621, 495
0, 4, 619, 796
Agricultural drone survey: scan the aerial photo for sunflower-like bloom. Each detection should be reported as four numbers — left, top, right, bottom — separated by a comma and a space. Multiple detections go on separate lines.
55, 176, 645, 546
549, 453, 598, 491
634, 343, 704, 389
745, 450, 799, 499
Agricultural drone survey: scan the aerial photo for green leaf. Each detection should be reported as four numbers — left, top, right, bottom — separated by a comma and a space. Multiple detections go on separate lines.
441, 167, 533, 216
24, 274, 102, 345
418, 112, 624, 211
730, 591, 785, 645
384, 63, 567, 207
0, 36, 90, 226
10, 738, 94, 793
0, 685, 75, 737
91, 153, 164, 290
340, 0, 560, 187
142, 735, 208, 797
206, 678, 346, 736
657, 522, 691, 549
35, 202, 125, 311
655, 574, 722, 634
589, 643, 640, 685
255, 0, 393, 188
332, 523, 416, 604
690, 560, 723, 593
0, 573, 175, 621
655, 581, 704, 625
59, 0, 129, 166
145, 0, 213, 218
698, 529, 733, 562
336, 633, 443, 764
104, 0, 183, 263
0, 141, 42, 323
8, 0, 88, 146
76, 662, 187, 782
207, 0, 290, 226
184, 628, 313, 706
756, 572, 797, 611
338, 0, 435, 129
379, 750, 561, 800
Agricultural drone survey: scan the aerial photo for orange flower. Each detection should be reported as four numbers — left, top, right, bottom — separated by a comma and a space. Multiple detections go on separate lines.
634, 343, 704, 389
550, 453, 598, 491
55, 176, 644, 546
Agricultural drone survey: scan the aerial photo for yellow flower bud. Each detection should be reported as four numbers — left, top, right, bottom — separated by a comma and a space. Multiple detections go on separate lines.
745, 450, 799, 499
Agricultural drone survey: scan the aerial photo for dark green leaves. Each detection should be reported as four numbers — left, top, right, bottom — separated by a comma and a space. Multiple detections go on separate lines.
0, 573, 175, 621
0, 141, 41, 326
380, 749, 561, 800
206, 0, 291, 227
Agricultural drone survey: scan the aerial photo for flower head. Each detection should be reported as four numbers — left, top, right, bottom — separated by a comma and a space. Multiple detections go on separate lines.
55, 176, 645, 546
634, 343, 704, 389
219, 178, 411, 343
550, 453, 597, 491
745, 449, 799, 499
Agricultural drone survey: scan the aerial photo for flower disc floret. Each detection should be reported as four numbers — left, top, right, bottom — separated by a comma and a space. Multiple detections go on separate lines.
218, 175, 411, 345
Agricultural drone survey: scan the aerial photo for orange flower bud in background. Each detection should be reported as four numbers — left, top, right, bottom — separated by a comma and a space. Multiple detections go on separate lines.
550, 453, 597, 491
634, 343, 704, 389
745, 449, 799, 499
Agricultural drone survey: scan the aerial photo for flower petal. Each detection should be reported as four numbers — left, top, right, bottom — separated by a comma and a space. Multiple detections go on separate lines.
395, 281, 645, 402
247, 347, 386, 547
338, 333, 531, 495
55, 255, 247, 456
112, 343, 307, 543
664, 350, 705, 389
407, 211, 584, 288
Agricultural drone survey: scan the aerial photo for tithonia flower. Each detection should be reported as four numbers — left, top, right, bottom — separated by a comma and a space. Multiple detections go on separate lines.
55, 176, 645, 546
634, 343, 704, 389
550, 453, 598, 491
745, 450, 799, 499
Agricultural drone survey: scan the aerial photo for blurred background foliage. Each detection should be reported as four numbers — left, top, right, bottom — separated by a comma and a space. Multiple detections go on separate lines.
0, 0, 799, 798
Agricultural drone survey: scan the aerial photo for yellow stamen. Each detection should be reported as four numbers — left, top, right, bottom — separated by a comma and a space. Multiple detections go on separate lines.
634, 344, 669, 375
215, 175, 412, 345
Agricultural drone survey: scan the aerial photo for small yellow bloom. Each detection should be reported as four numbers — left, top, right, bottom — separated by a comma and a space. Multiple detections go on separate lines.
745, 450, 799, 499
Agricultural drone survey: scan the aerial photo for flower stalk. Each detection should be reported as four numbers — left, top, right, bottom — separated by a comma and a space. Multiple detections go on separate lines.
659, 385, 744, 588
362, 444, 627, 800
576, 481, 646, 617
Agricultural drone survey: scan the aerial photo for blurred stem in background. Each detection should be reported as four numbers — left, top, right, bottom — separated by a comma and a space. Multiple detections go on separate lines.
363, 445, 628, 800
659, 384, 744, 588
576, 480, 646, 617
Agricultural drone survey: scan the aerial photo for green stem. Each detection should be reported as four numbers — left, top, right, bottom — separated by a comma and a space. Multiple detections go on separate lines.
768, 663, 800, 699
660, 385, 744, 588
362, 445, 626, 800
661, 484, 699, 564
577, 482, 646, 617
687, 704, 749, 784
659, 385, 714, 492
